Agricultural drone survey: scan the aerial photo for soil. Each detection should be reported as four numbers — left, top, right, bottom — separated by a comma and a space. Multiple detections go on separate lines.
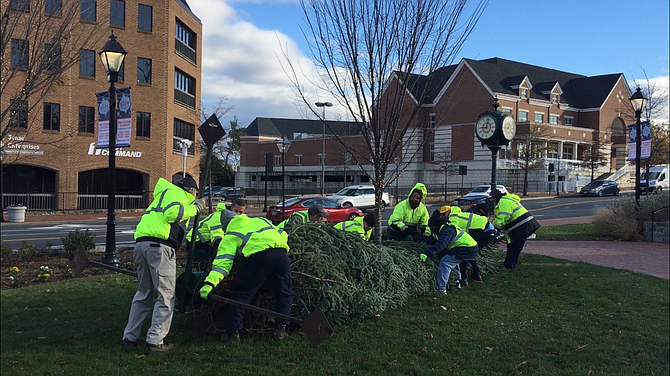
1, 249, 139, 290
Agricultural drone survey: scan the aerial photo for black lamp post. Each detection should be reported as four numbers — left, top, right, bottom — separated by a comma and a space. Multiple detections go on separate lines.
630, 86, 647, 204
99, 32, 127, 267
276, 135, 291, 220
315, 102, 333, 196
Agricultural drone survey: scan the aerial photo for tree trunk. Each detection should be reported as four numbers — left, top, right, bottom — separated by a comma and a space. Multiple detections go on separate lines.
523, 164, 530, 196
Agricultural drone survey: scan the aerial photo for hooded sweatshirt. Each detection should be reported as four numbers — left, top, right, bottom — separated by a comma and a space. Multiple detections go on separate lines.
388, 183, 430, 231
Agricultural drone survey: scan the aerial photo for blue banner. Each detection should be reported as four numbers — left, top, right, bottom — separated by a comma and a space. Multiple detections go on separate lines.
95, 87, 132, 149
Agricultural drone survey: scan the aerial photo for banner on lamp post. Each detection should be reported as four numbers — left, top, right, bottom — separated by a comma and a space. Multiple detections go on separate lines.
95, 87, 132, 149
627, 122, 652, 161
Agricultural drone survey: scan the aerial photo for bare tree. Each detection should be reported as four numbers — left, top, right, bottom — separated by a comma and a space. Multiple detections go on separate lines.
1, 0, 105, 220
283, 0, 487, 241
515, 123, 552, 196
581, 133, 609, 180
434, 148, 459, 201
634, 73, 670, 166
198, 97, 237, 187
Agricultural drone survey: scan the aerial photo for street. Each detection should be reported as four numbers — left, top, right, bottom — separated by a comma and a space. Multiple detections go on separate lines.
1, 194, 628, 251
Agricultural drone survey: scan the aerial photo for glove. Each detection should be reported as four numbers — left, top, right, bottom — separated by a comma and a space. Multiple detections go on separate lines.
199, 284, 213, 300
195, 198, 208, 214
420, 254, 428, 262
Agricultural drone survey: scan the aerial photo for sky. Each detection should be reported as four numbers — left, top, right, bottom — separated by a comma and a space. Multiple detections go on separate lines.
188, 0, 670, 128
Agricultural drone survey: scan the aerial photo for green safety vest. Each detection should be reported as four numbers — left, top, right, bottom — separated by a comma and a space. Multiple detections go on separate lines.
278, 210, 309, 230
448, 207, 488, 232
493, 194, 529, 229
439, 222, 478, 249
135, 178, 197, 245
187, 202, 228, 244
205, 215, 289, 287
388, 182, 429, 230
335, 216, 371, 241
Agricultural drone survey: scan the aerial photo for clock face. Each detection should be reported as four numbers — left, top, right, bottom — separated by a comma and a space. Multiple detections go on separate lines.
502, 116, 516, 140
476, 115, 496, 140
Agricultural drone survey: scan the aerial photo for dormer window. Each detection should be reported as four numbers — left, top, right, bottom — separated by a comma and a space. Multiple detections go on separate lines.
520, 88, 528, 99
551, 93, 559, 104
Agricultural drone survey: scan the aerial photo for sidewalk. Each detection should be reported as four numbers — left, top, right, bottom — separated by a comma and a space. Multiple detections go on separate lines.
3, 209, 667, 280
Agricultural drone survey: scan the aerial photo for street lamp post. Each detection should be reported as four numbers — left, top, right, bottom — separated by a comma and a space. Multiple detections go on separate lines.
98, 32, 127, 267
630, 87, 648, 204
276, 135, 292, 220
315, 102, 333, 196
178, 139, 193, 178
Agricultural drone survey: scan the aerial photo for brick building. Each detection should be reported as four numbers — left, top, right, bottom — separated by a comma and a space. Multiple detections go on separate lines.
237, 57, 636, 196
2, 0, 202, 211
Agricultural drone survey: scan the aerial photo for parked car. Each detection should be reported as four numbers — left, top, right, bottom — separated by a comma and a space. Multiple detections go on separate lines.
213, 187, 245, 201
266, 197, 363, 225
203, 186, 224, 197
464, 184, 508, 197
579, 180, 619, 197
327, 185, 390, 212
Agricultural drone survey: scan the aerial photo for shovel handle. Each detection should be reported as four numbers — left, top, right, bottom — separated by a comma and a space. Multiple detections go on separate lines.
88, 260, 138, 277
207, 293, 302, 325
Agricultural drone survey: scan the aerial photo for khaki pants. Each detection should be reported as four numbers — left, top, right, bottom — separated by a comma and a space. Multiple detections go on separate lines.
122, 241, 176, 345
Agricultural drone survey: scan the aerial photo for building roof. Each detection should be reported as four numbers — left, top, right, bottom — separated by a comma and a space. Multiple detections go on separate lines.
405, 57, 623, 109
244, 118, 362, 139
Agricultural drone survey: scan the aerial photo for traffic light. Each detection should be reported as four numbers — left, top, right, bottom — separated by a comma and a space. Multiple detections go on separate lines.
548, 163, 555, 172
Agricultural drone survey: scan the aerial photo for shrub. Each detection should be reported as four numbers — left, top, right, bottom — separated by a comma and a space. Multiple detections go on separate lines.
594, 193, 669, 241
18, 242, 40, 259
1, 242, 12, 259
61, 229, 96, 256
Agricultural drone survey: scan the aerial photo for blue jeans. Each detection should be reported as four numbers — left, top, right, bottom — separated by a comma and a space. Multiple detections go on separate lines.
435, 253, 462, 292
224, 248, 293, 334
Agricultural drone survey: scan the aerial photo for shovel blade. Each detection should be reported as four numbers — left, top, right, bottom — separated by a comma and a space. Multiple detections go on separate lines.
71, 246, 90, 277
300, 307, 333, 347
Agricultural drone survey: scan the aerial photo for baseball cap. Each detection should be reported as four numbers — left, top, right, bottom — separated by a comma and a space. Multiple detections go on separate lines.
440, 205, 451, 214
308, 204, 328, 217
176, 176, 198, 192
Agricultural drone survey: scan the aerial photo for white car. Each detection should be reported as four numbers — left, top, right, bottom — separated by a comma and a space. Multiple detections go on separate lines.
464, 184, 508, 197
328, 185, 390, 212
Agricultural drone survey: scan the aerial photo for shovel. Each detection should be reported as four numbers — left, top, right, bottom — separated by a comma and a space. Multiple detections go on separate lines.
71, 245, 137, 277
207, 293, 333, 347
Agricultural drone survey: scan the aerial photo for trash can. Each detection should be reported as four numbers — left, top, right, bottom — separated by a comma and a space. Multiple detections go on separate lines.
6, 205, 27, 223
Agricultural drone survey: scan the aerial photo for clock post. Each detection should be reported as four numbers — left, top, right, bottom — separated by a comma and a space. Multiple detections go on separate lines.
475, 98, 516, 196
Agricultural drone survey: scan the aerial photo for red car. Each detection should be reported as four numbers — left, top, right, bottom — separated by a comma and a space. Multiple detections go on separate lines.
266, 197, 363, 225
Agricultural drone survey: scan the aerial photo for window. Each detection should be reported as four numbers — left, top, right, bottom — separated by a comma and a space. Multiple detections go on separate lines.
79, 49, 95, 77
175, 19, 196, 63
518, 110, 528, 122
429, 143, 435, 162
520, 88, 528, 99
10, 0, 29, 11
295, 154, 302, 166
547, 143, 559, 159
11, 39, 29, 69
501, 108, 512, 115
137, 58, 152, 84
551, 93, 559, 104
78, 106, 95, 133
136, 111, 151, 138
501, 143, 513, 159
318, 153, 325, 166
534, 112, 544, 123
43, 103, 60, 131
9, 99, 28, 128
173, 118, 195, 155
138, 4, 152, 31
565, 116, 573, 126
274, 156, 281, 166
45, 43, 61, 71
45, 0, 61, 14
174, 69, 195, 108
429, 114, 436, 128
562, 144, 573, 160
110, 0, 125, 27
80, 0, 96, 21
549, 115, 559, 124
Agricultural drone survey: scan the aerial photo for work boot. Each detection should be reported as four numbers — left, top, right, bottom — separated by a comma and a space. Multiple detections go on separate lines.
121, 338, 137, 350
435, 289, 447, 295
145, 342, 174, 354
221, 331, 240, 343
273, 324, 289, 341
460, 279, 468, 287
471, 274, 484, 283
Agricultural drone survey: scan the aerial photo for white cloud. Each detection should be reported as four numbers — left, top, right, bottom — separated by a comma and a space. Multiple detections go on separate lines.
190, 0, 337, 127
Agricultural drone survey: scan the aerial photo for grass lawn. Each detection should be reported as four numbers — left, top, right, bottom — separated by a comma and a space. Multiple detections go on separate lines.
1, 252, 668, 376
534, 223, 616, 241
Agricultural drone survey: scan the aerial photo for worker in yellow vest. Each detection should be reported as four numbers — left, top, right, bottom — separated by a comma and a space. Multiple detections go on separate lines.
334, 213, 376, 241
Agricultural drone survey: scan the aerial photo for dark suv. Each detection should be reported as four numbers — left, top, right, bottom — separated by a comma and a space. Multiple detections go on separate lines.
579, 180, 619, 197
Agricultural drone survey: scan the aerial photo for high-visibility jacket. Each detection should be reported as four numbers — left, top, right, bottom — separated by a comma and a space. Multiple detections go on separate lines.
388, 183, 429, 231
493, 193, 540, 240
334, 216, 371, 241
277, 210, 309, 231
204, 215, 289, 287
135, 177, 197, 250
448, 207, 488, 232
186, 202, 228, 245
424, 221, 478, 260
